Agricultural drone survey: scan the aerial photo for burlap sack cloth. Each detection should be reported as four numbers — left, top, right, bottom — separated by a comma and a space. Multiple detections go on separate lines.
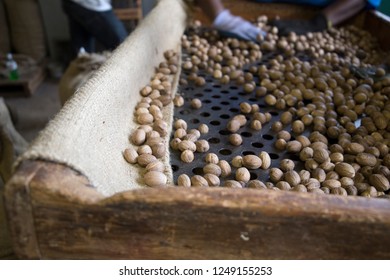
16, 0, 188, 196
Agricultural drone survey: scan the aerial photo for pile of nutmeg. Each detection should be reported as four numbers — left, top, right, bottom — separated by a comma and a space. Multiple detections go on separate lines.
125, 18, 390, 197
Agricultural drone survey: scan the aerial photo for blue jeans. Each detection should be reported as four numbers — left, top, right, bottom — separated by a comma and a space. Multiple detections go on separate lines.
62, 0, 127, 57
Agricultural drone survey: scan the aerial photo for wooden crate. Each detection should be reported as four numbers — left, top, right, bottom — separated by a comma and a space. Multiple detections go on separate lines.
0, 63, 46, 97
4, 0, 390, 259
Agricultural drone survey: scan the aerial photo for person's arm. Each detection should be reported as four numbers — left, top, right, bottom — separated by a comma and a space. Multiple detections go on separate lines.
194, 0, 266, 41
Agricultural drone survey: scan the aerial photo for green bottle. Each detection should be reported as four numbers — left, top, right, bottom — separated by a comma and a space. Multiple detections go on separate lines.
6, 53, 19, 81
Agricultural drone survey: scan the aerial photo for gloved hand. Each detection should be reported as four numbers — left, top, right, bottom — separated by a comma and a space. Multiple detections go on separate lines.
212, 10, 267, 41
271, 13, 328, 36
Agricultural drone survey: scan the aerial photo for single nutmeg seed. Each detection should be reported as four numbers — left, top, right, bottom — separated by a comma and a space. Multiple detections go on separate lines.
218, 160, 232, 177
280, 159, 295, 172
224, 180, 243, 188
259, 151, 271, 169
269, 167, 284, 183
177, 174, 191, 187
191, 98, 202, 109
204, 173, 220, 187
198, 123, 209, 134
144, 171, 167, 187
181, 150, 195, 163
195, 139, 210, 153
173, 95, 184, 107
229, 133, 243, 146
247, 180, 267, 189
369, 174, 390, 192
131, 129, 146, 146
286, 140, 302, 153
355, 153, 377, 167
178, 140, 197, 152
205, 153, 219, 164
284, 170, 301, 186
137, 154, 157, 167
123, 147, 138, 164
334, 162, 355, 178
151, 142, 165, 158
313, 148, 329, 164
232, 156, 243, 168
203, 163, 222, 176
227, 119, 241, 133
242, 155, 262, 169
236, 167, 251, 183
145, 160, 165, 172
191, 175, 209, 187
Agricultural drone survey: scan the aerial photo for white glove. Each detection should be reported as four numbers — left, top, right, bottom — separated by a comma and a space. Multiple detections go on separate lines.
212, 10, 266, 41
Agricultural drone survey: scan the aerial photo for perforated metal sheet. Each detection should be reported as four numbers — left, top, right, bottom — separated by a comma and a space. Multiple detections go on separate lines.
170, 52, 306, 185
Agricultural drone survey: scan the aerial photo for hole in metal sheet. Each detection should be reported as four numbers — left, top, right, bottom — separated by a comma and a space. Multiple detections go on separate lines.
192, 167, 204, 175
219, 148, 232, 155
269, 153, 279, 159
250, 172, 258, 180
221, 101, 230, 106
230, 86, 238, 90
242, 150, 256, 156
238, 92, 248, 96
172, 165, 179, 172
205, 88, 212, 92
220, 114, 230, 119
221, 90, 229, 94
219, 129, 230, 135
241, 132, 252, 138
229, 108, 239, 113
249, 98, 257, 102
212, 95, 221, 99
211, 106, 221, 111
200, 112, 211, 117
230, 96, 239, 101
203, 99, 212, 104
208, 137, 220, 144
252, 142, 264, 148
210, 120, 221, 126
213, 84, 221, 88
269, 111, 279, 116
195, 93, 204, 98
263, 134, 274, 140
289, 154, 300, 162
185, 87, 194, 90
191, 118, 200, 124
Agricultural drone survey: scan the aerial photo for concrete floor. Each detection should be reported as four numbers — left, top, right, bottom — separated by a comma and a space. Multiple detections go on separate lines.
1, 78, 61, 259
4, 78, 62, 142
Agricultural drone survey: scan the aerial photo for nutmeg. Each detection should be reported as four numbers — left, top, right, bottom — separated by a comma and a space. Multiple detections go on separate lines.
144, 171, 167, 187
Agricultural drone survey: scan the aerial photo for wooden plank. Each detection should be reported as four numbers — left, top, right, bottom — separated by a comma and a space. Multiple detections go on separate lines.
364, 10, 390, 51
4, 161, 42, 259
114, 8, 142, 20
6, 160, 389, 259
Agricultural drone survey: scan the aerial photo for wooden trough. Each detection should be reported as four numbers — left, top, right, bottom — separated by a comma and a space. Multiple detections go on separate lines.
4, 0, 390, 259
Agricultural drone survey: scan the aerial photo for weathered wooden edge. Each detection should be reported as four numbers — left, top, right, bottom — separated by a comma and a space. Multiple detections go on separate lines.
4, 161, 42, 259
7, 160, 390, 259
364, 10, 390, 51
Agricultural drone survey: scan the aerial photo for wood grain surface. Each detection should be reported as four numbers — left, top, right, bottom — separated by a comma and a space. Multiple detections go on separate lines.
6, 160, 390, 259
